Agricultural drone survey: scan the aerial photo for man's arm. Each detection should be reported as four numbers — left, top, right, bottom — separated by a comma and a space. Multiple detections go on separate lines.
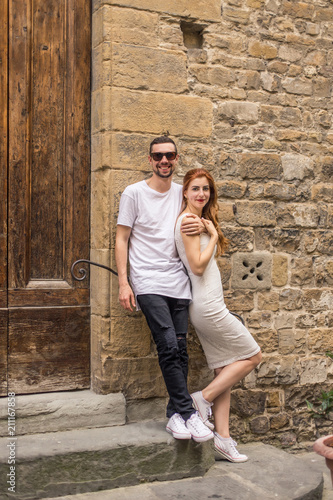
180, 214, 206, 235
115, 225, 136, 311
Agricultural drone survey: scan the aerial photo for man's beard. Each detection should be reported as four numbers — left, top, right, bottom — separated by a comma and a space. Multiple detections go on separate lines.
154, 164, 174, 178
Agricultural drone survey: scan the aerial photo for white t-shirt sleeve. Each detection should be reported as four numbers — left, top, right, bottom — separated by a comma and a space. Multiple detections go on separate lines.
117, 189, 136, 228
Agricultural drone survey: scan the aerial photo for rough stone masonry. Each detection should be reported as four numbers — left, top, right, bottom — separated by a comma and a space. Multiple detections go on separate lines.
90, 0, 333, 451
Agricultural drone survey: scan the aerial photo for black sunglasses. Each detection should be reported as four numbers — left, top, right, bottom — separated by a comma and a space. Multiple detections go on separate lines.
151, 152, 177, 161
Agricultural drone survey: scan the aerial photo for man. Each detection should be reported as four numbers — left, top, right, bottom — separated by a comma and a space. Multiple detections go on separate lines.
115, 136, 213, 442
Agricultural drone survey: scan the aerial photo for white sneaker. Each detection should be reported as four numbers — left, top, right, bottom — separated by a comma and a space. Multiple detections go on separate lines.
214, 434, 248, 463
191, 391, 214, 430
186, 412, 214, 443
166, 413, 191, 440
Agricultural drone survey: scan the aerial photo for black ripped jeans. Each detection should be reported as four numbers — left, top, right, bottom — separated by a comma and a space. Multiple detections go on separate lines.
137, 294, 195, 421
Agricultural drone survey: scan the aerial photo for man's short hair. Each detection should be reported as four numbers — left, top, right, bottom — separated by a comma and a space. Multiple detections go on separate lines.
149, 136, 177, 155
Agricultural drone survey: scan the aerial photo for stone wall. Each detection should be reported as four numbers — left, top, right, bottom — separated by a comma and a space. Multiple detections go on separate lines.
91, 0, 333, 450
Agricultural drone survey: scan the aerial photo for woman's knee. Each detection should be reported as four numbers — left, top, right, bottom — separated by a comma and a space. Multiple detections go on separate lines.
251, 350, 262, 367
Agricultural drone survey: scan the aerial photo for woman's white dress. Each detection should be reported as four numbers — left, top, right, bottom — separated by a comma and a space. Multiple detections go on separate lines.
175, 214, 260, 370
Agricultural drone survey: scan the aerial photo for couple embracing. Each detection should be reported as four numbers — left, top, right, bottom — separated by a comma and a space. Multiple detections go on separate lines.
115, 136, 262, 463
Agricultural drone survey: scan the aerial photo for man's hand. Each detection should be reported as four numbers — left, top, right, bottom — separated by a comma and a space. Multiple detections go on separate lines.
181, 214, 206, 235
119, 283, 136, 311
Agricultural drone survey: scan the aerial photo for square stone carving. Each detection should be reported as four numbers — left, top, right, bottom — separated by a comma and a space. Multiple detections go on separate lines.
232, 252, 272, 290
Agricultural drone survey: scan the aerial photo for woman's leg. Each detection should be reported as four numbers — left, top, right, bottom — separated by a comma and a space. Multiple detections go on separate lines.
211, 369, 231, 437
202, 351, 262, 403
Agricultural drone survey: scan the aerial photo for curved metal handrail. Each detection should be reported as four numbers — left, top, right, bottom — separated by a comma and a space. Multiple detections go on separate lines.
71, 259, 119, 281
71, 259, 245, 325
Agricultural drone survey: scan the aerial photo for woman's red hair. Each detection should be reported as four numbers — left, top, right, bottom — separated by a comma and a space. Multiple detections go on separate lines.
182, 168, 228, 256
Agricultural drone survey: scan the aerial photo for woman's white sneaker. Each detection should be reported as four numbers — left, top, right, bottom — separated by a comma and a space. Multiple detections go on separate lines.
166, 413, 192, 440
214, 433, 248, 463
191, 391, 214, 430
186, 412, 214, 442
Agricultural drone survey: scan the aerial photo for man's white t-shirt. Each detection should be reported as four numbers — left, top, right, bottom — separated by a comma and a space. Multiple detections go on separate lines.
117, 180, 191, 301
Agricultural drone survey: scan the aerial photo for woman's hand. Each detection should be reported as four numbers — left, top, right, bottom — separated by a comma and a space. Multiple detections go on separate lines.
201, 218, 218, 241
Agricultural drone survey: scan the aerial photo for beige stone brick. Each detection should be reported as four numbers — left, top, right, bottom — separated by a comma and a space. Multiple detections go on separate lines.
90, 249, 111, 317
264, 182, 297, 201
245, 312, 272, 329
109, 315, 151, 358
282, 1, 315, 20
308, 328, 333, 354
95, 0, 221, 21
315, 258, 333, 287
276, 130, 307, 141
255, 228, 301, 253
112, 45, 188, 93
277, 204, 321, 229
260, 72, 281, 93
285, 34, 315, 46
246, 0, 265, 7
267, 61, 289, 74
236, 201, 276, 227
238, 153, 282, 179
282, 77, 313, 95
300, 358, 327, 385
261, 105, 302, 128
223, 7, 250, 24
306, 23, 320, 36
224, 290, 254, 311
91, 170, 112, 250
279, 288, 303, 311
288, 64, 302, 77
217, 180, 247, 198
258, 291, 279, 311
272, 255, 288, 287
303, 289, 333, 312
219, 101, 259, 124
278, 45, 303, 63
253, 328, 278, 353
109, 89, 213, 138
107, 132, 153, 171
191, 65, 235, 86
313, 77, 331, 98
311, 183, 333, 203
282, 153, 314, 180
248, 41, 278, 60
270, 413, 289, 429
218, 202, 236, 224
290, 257, 314, 286
278, 329, 306, 355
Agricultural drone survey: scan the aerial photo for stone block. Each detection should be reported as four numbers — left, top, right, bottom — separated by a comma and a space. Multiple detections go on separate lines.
238, 153, 282, 179
313, 77, 331, 98
232, 252, 272, 289
109, 89, 213, 138
94, 0, 221, 21
290, 257, 314, 286
277, 204, 320, 228
272, 254, 288, 287
249, 416, 270, 434
261, 105, 302, 127
219, 101, 259, 124
253, 328, 278, 353
260, 72, 281, 92
90, 249, 111, 317
312, 183, 333, 202
318, 157, 333, 182
191, 66, 235, 86
258, 291, 279, 312
255, 228, 301, 253
231, 389, 266, 417
216, 180, 247, 198
248, 41, 278, 59
308, 328, 333, 353
281, 1, 315, 20
275, 313, 294, 330
106, 7, 159, 47
223, 6, 251, 24
278, 329, 306, 355
278, 45, 303, 63
109, 315, 152, 358
223, 227, 254, 252
279, 288, 303, 311
281, 153, 314, 180
91, 170, 112, 250
282, 77, 313, 95
300, 358, 327, 385
245, 312, 272, 329
303, 231, 333, 256
224, 290, 254, 311
315, 258, 333, 286
126, 397, 167, 423
0, 391, 126, 436
235, 201, 276, 227
270, 413, 289, 430
112, 45, 188, 93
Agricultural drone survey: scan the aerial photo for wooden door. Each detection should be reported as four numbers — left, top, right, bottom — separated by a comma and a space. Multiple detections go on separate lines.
0, 0, 91, 395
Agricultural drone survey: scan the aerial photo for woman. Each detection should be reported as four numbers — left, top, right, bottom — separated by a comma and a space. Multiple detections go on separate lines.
175, 168, 262, 463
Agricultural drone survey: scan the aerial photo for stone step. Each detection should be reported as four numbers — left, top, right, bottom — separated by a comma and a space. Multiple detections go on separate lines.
0, 420, 214, 500
0, 391, 126, 437
45, 445, 326, 500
